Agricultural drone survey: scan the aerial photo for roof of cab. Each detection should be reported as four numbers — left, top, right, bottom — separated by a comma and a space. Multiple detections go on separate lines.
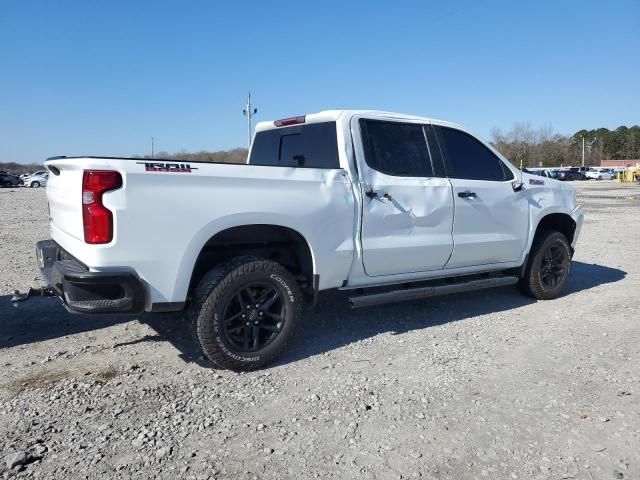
254, 110, 463, 133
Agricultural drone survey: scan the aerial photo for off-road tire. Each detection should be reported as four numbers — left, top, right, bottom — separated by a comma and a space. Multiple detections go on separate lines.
518, 230, 571, 300
190, 256, 302, 371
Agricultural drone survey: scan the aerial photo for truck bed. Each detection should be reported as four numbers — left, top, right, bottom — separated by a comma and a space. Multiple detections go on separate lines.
44, 156, 357, 308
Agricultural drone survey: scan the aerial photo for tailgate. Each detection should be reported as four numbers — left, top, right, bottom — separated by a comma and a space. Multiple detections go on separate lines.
44, 159, 86, 241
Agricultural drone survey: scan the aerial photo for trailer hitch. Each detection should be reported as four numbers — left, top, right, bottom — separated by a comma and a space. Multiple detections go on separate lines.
10, 287, 58, 306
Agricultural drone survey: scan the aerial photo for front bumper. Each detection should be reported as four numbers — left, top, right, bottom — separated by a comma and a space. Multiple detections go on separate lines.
36, 240, 145, 314
570, 205, 584, 249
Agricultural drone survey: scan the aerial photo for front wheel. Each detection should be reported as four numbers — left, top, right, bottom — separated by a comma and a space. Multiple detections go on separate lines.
190, 256, 302, 371
31, 181, 40, 188
518, 231, 571, 300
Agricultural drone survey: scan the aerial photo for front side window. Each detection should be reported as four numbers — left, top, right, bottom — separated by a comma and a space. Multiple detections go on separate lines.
360, 119, 433, 177
249, 122, 340, 168
436, 126, 511, 181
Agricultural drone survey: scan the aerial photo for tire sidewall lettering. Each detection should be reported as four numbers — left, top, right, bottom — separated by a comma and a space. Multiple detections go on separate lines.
270, 274, 295, 302
215, 334, 259, 362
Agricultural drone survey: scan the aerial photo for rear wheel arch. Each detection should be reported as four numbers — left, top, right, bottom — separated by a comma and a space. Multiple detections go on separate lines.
188, 224, 316, 302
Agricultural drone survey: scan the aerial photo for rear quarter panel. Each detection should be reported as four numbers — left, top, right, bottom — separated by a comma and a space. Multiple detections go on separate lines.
45, 158, 356, 307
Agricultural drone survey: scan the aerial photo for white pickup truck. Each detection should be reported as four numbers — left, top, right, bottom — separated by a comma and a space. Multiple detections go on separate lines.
31, 110, 583, 370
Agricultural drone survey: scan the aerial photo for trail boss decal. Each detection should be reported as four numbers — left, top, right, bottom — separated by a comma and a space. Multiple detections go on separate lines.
136, 162, 198, 173
529, 178, 545, 185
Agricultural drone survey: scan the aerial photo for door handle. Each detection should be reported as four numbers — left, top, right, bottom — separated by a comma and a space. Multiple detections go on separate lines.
365, 189, 393, 201
458, 190, 477, 198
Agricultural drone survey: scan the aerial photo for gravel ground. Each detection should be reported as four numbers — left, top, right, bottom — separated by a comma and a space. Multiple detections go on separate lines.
0, 182, 638, 480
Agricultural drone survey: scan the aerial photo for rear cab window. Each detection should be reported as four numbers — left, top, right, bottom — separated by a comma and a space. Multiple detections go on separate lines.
249, 122, 340, 168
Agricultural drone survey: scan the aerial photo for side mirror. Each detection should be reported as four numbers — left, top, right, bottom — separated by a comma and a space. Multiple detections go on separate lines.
512, 181, 524, 192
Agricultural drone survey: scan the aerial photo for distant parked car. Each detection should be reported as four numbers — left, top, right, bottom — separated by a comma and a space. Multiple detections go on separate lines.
585, 169, 613, 180
539, 169, 558, 179
557, 170, 587, 181
609, 168, 626, 179
23, 171, 48, 188
0, 171, 22, 187
526, 169, 558, 179
568, 166, 589, 173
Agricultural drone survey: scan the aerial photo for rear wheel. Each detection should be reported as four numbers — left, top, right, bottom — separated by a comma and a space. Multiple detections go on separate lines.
518, 230, 571, 300
31, 181, 40, 188
190, 256, 302, 371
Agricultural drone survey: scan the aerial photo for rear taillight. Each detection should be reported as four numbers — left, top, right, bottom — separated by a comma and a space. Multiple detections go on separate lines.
82, 170, 122, 244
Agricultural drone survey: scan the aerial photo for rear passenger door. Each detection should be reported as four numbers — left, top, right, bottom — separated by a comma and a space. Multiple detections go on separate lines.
353, 117, 454, 276
433, 125, 529, 269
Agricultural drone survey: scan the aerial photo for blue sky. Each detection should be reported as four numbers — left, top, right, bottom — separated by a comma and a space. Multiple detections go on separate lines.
1, 0, 638, 163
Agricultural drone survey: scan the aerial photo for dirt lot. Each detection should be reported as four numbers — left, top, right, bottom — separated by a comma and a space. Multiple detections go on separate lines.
1, 182, 638, 480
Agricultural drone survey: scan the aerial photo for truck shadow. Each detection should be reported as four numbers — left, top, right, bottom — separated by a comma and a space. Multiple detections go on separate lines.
278, 261, 626, 366
0, 298, 137, 350
0, 262, 626, 364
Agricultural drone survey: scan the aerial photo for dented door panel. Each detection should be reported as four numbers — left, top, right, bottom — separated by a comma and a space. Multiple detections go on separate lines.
361, 177, 454, 276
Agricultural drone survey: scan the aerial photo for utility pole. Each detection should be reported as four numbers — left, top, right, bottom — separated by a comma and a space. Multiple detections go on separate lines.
581, 135, 585, 168
242, 92, 258, 148
151, 137, 155, 159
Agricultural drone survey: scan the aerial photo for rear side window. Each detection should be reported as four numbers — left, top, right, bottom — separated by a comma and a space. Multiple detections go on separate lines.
249, 122, 340, 168
435, 126, 510, 181
360, 119, 433, 177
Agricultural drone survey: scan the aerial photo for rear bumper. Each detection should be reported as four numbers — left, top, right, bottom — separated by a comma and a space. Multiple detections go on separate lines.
36, 239, 146, 314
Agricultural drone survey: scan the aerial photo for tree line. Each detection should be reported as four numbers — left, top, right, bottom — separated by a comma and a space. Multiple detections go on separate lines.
490, 124, 640, 168
0, 162, 43, 175
4, 124, 638, 173
139, 148, 248, 164
0, 149, 249, 174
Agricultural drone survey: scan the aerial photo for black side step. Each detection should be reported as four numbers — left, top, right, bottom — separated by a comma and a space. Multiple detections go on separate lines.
348, 276, 519, 308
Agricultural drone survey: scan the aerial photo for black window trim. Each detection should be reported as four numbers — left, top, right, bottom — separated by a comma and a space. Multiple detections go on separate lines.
359, 118, 445, 179
434, 125, 515, 182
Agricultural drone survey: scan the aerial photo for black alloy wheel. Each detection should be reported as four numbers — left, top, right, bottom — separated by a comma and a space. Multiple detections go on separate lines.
539, 241, 569, 289
222, 282, 285, 352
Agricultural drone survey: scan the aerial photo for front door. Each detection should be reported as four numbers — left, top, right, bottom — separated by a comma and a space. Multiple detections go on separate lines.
353, 117, 455, 277
433, 125, 529, 268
